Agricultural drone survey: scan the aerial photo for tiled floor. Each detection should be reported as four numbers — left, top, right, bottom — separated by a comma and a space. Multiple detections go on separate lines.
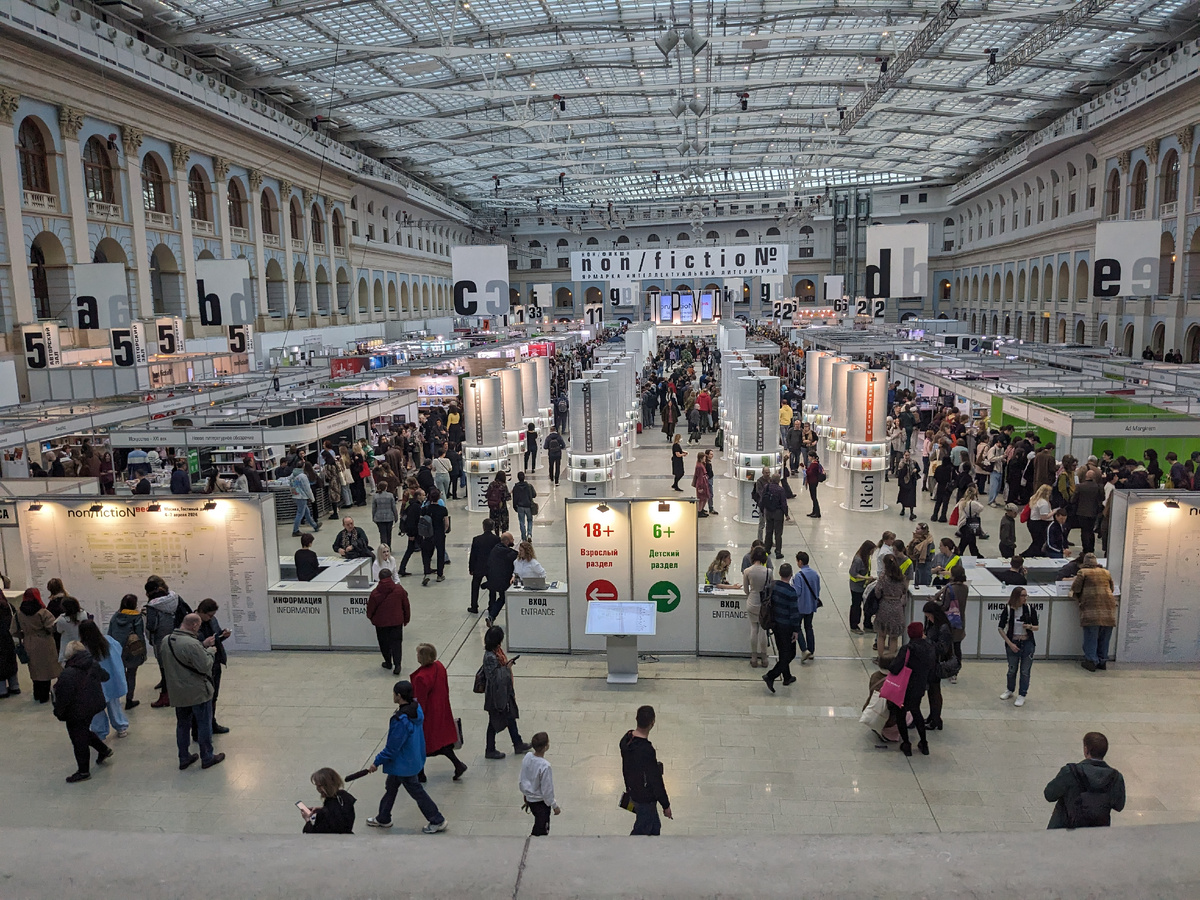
4, 428, 1198, 838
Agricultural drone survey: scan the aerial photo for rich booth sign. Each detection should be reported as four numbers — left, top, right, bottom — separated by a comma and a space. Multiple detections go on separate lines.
571, 244, 787, 281
1093, 221, 1161, 297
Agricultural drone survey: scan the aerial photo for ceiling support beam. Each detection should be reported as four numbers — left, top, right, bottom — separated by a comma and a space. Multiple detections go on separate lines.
987, 0, 1115, 86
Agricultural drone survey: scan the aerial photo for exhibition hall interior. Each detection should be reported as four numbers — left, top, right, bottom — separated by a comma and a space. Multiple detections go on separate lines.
3, 0, 1200, 895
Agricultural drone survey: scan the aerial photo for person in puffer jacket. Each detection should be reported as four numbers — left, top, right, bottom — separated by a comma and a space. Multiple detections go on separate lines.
143, 575, 188, 708
53, 642, 111, 783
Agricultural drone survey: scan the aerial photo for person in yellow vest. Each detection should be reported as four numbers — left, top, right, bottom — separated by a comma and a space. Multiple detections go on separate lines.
892, 540, 914, 583
930, 538, 961, 587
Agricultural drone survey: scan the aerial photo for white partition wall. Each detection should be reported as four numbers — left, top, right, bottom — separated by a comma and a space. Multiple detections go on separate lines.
732, 375, 782, 523
826, 360, 858, 491
463, 375, 509, 512
497, 366, 526, 462
842, 369, 889, 512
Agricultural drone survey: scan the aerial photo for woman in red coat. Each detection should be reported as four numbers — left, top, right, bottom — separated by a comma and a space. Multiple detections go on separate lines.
411, 643, 467, 781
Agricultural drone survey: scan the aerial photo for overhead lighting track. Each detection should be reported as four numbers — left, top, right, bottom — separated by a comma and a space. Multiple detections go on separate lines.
987, 0, 1114, 86
840, 0, 959, 135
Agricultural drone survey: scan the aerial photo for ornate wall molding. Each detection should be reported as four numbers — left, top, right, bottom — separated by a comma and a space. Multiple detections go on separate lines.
0, 87, 20, 125
58, 104, 84, 139
171, 142, 191, 171
120, 124, 144, 155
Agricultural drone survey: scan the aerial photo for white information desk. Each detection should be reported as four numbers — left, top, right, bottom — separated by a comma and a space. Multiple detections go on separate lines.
277, 555, 371, 585
697, 583, 750, 655
268, 557, 374, 649
504, 584, 571, 652
327, 585, 377, 649
267, 584, 331, 648
907, 556, 1112, 659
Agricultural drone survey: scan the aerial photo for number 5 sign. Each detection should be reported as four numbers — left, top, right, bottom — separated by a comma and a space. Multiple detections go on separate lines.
21, 324, 63, 370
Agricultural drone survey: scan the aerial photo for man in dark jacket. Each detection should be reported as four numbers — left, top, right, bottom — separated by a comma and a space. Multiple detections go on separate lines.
759, 474, 789, 559
543, 428, 566, 486
1072, 471, 1104, 556
485, 533, 518, 627
415, 461, 435, 495
1033, 444, 1057, 488
467, 519, 501, 615
367, 570, 411, 675
333, 516, 373, 559
1044, 731, 1126, 829
170, 460, 192, 494
762, 564, 800, 693
54, 643, 112, 782
197, 599, 231, 734
619, 705, 672, 836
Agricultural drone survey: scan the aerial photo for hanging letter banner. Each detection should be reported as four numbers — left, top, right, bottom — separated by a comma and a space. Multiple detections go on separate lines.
452, 245, 509, 316
71, 263, 131, 330
195, 259, 254, 326
572, 244, 787, 281
608, 280, 637, 307
865, 224, 928, 299
1093, 221, 1160, 298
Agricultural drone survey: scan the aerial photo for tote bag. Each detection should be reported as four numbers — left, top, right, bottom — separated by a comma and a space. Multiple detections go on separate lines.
858, 691, 888, 730
878, 654, 912, 705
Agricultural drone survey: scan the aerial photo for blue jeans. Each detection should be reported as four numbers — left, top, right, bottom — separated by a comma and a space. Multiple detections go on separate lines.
293, 498, 317, 532
516, 506, 533, 541
1082, 625, 1113, 665
631, 801, 662, 836
988, 469, 1003, 504
706, 476, 715, 512
377, 773, 444, 826
91, 698, 129, 738
176, 700, 214, 764
1005, 638, 1035, 696
797, 613, 815, 655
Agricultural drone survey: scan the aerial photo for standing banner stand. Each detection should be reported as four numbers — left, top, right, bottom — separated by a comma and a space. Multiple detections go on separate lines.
554, 497, 698, 660
518, 358, 551, 434
497, 366, 526, 469
586, 602, 657, 683
842, 369, 889, 512
825, 360, 859, 492
802, 349, 829, 426
812, 354, 842, 486
733, 376, 782, 524
568, 377, 616, 499
463, 375, 509, 513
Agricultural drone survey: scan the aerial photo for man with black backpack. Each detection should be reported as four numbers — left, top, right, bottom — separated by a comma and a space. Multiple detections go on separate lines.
1044, 731, 1125, 829
554, 394, 569, 435
759, 474, 789, 560
543, 427, 566, 486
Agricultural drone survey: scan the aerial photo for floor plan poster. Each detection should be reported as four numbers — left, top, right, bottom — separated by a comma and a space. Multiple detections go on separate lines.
19, 498, 272, 651
1117, 498, 1200, 663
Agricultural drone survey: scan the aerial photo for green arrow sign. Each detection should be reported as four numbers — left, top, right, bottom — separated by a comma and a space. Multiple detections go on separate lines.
649, 580, 681, 613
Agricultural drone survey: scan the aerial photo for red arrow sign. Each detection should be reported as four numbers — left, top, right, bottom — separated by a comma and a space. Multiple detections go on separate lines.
587, 579, 618, 603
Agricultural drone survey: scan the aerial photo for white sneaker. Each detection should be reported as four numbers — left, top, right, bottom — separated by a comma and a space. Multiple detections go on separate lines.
1014, 695, 1026, 707
1000, 690, 1013, 700
366, 816, 393, 828
422, 820, 448, 834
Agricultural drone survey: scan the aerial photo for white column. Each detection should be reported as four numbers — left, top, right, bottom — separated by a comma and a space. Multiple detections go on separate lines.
121, 126, 153, 320
1175, 130, 1192, 297
0, 87, 34, 324
213, 156, 232, 260
248, 169, 268, 325
301, 189, 318, 324
56, 106, 91, 265
170, 143, 200, 324
279, 179, 296, 321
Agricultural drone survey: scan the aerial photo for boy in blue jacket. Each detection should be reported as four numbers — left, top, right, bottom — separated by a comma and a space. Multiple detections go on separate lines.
366, 681, 448, 833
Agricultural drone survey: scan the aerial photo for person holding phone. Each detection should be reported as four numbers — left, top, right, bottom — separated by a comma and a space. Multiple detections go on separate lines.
482, 626, 530, 760
299, 768, 356, 834
999, 587, 1039, 706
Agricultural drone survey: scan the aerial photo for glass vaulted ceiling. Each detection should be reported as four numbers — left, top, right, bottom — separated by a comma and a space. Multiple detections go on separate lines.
152, 0, 1192, 211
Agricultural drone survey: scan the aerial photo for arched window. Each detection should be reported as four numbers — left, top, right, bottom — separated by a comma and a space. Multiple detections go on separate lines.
227, 179, 246, 229
289, 198, 303, 240
1131, 161, 1148, 212
706, 230, 720, 240
1161, 149, 1180, 205
557, 238, 569, 247
1105, 170, 1120, 217
188, 166, 210, 221
586, 236, 599, 246
311, 204, 325, 246
82, 136, 116, 205
528, 240, 542, 248
616, 235, 630, 244
260, 190, 277, 236
18, 119, 51, 194
798, 225, 814, 239
676, 232, 690, 241
735, 228, 750, 237
647, 233, 660, 242
141, 156, 167, 213
766, 226, 780, 236
331, 209, 344, 247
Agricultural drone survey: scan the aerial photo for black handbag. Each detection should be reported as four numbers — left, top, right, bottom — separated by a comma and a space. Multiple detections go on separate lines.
15, 639, 29, 666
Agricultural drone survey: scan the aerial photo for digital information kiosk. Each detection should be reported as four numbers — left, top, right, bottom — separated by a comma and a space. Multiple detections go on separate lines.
585, 600, 656, 683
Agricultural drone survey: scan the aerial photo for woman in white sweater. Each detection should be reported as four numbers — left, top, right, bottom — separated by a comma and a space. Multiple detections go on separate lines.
513, 541, 547, 584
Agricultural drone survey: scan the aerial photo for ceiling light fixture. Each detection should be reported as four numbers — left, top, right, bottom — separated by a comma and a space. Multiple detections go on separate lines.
656, 28, 680, 55
147, 503, 161, 512
738, 91, 749, 111
668, 97, 687, 117
688, 97, 708, 116
677, 141, 690, 156
203, 500, 218, 510
89, 504, 103, 512
1164, 498, 1180, 509
681, 28, 708, 54
27, 503, 42, 511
